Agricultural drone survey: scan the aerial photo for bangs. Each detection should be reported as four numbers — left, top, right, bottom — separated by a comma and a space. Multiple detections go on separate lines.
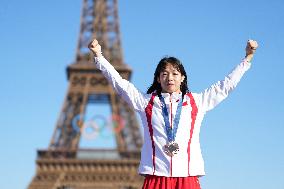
158, 58, 184, 76
160, 62, 182, 73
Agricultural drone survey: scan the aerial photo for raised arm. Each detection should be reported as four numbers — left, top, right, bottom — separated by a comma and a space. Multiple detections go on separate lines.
199, 40, 258, 112
88, 39, 148, 111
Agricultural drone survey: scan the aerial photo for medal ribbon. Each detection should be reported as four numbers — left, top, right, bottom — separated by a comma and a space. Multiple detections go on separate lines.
159, 95, 183, 142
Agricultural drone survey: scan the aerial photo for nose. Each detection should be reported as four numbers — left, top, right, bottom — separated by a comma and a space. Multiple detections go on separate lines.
167, 74, 174, 81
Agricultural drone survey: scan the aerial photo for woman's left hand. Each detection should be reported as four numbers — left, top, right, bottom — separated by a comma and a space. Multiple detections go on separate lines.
246, 39, 258, 56
245, 39, 258, 62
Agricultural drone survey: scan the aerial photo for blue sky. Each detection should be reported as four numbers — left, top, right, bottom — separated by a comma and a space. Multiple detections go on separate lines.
0, 0, 284, 188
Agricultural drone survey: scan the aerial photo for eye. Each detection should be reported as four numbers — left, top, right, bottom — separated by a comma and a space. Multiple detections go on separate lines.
173, 72, 179, 75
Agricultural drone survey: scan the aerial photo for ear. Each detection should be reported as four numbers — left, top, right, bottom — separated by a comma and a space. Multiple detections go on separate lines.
181, 76, 185, 82
157, 77, 161, 83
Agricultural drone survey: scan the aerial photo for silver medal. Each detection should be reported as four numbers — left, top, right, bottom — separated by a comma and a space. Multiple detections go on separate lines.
164, 142, 179, 157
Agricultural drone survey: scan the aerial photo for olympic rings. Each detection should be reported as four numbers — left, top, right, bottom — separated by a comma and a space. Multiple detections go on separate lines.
71, 113, 126, 140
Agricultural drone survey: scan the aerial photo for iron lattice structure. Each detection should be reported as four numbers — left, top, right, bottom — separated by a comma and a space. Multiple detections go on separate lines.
28, 0, 144, 188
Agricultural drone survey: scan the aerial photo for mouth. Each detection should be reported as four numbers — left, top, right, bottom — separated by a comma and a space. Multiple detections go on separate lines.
167, 83, 174, 86
166, 84, 175, 88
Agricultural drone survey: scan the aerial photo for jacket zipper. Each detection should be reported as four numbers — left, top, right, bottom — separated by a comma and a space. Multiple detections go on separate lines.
170, 94, 173, 128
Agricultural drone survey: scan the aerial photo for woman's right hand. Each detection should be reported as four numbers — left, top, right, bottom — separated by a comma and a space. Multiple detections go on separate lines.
88, 39, 102, 57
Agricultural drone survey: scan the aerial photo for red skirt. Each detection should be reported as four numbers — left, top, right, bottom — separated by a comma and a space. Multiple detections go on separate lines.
142, 175, 201, 189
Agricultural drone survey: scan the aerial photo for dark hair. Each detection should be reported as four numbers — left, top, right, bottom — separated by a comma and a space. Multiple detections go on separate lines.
147, 56, 189, 97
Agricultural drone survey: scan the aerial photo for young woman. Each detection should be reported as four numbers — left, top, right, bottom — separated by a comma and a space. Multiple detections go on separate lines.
88, 39, 258, 189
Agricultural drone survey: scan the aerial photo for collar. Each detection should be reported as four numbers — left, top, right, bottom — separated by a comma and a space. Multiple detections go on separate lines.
160, 92, 182, 102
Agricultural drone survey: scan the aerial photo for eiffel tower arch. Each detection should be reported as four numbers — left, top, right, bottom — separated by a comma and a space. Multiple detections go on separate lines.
28, 0, 144, 188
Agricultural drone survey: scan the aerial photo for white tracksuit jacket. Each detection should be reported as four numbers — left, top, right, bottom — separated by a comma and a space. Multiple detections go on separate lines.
94, 56, 251, 177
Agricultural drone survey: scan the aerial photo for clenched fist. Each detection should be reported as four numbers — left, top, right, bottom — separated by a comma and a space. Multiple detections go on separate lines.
245, 39, 258, 62
246, 39, 258, 56
88, 39, 102, 57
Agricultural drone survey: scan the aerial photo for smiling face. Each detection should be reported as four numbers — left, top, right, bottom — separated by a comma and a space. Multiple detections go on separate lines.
157, 63, 185, 94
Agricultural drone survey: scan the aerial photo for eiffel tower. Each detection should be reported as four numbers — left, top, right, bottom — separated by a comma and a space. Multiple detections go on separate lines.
28, 0, 144, 188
